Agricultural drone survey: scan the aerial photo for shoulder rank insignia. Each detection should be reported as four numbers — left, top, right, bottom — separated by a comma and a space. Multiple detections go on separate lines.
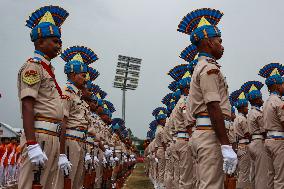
206, 58, 216, 64
207, 69, 220, 75
27, 58, 40, 64
22, 70, 40, 85
61, 94, 71, 100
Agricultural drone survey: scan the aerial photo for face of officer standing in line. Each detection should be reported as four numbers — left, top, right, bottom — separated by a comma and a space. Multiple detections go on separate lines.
34, 37, 62, 59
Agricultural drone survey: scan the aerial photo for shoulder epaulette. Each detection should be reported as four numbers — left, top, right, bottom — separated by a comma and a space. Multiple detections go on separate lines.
206, 58, 216, 64
207, 69, 220, 75
27, 57, 41, 64
61, 94, 71, 100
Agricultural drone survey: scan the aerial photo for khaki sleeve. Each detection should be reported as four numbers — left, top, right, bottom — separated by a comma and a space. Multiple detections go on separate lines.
62, 92, 72, 117
256, 112, 265, 133
275, 100, 284, 122
242, 118, 249, 134
200, 65, 221, 104
19, 62, 42, 100
185, 98, 195, 127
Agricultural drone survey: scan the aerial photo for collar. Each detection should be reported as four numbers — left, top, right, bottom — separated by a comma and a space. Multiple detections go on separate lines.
238, 112, 246, 118
198, 53, 221, 68
251, 105, 261, 111
66, 81, 80, 95
34, 50, 51, 65
270, 91, 281, 98
198, 52, 215, 59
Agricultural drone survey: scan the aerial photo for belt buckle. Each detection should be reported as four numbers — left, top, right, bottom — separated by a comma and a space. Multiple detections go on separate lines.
56, 123, 62, 136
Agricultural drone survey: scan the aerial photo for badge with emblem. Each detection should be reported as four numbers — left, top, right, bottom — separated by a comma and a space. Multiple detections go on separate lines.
22, 70, 40, 85
207, 69, 220, 75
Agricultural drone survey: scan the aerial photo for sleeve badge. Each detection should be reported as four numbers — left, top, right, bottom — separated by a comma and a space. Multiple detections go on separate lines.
207, 69, 220, 75
22, 70, 40, 85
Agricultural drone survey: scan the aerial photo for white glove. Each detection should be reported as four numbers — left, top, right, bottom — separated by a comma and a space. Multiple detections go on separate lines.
27, 144, 48, 166
114, 157, 119, 162
93, 156, 100, 164
221, 145, 238, 174
104, 149, 113, 157
84, 153, 92, 169
102, 157, 107, 167
155, 157, 159, 163
109, 157, 114, 164
58, 154, 72, 175
130, 154, 135, 158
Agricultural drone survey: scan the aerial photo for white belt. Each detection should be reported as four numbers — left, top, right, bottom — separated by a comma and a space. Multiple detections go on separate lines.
177, 132, 189, 138
196, 117, 212, 126
110, 147, 115, 150
115, 150, 121, 153
66, 129, 85, 139
34, 121, 60, 133
239, 139, 250, 144
85, 136, 95, 143
252, 134, 264, 140
267, 131, 284, 138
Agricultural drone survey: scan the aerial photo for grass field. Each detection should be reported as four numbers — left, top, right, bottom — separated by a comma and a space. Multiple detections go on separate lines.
123, 163, 154, 189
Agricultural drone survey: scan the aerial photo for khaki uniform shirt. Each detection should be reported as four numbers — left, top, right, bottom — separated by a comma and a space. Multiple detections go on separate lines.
154, 125, 164, 148
226, 121, 236, 143
185, 96, 196, 127
247, 106, 265, 135
234, 113, 249, 139
17, 52, 63, 120
87, 113, 102, 137
173, 95, 189, 132
188, 56, 231, 117
62, 83, 89, 129
163, 117, 174, 144
263, 93, 284, 131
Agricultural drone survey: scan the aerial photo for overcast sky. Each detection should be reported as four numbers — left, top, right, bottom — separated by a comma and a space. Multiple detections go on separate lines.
0, 0, 284, 139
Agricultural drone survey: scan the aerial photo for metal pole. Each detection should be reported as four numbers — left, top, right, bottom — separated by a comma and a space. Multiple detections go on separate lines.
122, 89, 126, 121
122, 58, 130, 122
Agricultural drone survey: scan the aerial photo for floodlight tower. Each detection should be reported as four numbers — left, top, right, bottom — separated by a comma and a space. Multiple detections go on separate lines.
113, 55, 142, 121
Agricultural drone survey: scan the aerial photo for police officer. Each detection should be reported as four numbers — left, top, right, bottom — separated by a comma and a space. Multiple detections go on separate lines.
178, 8, 238, 189
18, 6, 69, 188
55, 46, 99, 188
152, 107, 167, 189
230, 90, 251, 188
259, 63, 284, 188
241, 81, 274, 189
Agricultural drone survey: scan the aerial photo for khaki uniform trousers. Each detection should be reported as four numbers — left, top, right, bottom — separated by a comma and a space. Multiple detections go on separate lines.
153, 156, 158, 183
54, 139, 85, 189
172, 142, 180, 189
156, 148, 166, 186
149, 156, 154, 181
265, 139, 284, 189
236, 144, 251, 188
248, 139, 274, 189
19, 133, 59, 189
191, 130, 224, 189
176, 139, 196, 189
95, 149, 104, 189
164, 142, 174, 189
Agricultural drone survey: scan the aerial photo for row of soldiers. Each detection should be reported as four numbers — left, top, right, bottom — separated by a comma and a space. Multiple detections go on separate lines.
144, 8, 284, 189
0, 138, 21, 187
17, 5, 136, 189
